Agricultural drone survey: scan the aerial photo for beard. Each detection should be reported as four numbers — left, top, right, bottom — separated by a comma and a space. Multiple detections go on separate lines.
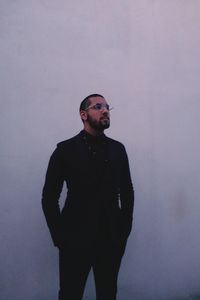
87, 114, 110, 131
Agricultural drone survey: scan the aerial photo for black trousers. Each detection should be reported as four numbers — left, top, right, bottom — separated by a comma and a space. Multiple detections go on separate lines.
58, 229, 126, 300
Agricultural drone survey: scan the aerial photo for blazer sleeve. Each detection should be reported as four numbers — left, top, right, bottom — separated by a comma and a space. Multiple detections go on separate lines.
119, 145, 134, 236
41, 146, 64, 247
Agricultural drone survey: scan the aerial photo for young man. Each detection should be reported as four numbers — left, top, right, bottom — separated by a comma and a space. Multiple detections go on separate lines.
42, 94, 134, 300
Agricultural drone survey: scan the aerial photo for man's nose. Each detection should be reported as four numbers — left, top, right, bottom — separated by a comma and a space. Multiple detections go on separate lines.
102, 106, 109, 112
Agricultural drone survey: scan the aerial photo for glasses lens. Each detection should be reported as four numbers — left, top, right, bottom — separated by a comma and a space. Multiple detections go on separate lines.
93, 103, 110, 110
94, 103, 102, 110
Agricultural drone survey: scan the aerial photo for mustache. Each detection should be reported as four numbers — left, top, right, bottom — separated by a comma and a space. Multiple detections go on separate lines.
100, 116, 110, 120
101, 112, 110, 119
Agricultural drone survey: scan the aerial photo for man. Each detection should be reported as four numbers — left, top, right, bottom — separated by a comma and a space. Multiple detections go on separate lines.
42, 94, 134, 300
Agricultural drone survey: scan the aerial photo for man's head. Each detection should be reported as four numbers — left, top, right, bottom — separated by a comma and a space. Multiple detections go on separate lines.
79, 94, 111, 135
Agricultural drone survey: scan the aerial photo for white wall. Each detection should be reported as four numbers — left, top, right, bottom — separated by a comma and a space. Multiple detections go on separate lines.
1, 1, 200, 299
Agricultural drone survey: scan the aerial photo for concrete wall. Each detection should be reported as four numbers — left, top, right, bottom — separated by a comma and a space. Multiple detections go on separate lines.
1, 1, 200, 299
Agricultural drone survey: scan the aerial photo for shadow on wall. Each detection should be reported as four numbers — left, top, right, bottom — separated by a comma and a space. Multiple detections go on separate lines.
84, 288, 200, 300
173, 295, 200, 300
84, 292, 200, 300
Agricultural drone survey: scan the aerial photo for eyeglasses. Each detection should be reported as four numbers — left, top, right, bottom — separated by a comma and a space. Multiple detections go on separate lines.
85, 103, 113, 111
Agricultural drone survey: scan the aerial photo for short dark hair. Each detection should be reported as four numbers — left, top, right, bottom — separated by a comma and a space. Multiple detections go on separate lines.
79, 94, 104, 111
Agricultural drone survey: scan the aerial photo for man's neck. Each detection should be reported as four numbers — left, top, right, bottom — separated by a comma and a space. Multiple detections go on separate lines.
83, 127, 104, 137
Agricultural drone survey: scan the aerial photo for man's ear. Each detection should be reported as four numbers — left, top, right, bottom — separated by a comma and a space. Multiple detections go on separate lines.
80, 110, 87, 122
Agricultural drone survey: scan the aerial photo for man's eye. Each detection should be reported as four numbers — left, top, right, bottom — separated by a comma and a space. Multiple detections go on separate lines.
95, 104, 102, 110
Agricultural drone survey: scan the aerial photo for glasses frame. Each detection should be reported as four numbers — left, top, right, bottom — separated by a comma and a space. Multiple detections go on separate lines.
85, 103, 113, 112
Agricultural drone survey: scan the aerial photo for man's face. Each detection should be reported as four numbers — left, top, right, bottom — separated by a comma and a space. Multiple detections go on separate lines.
85, 97, 110, 131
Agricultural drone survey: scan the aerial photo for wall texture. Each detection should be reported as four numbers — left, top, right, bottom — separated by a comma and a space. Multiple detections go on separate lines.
1, 1, 200, 299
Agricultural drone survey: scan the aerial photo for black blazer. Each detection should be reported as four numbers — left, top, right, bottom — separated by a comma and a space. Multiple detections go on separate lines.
42, 131, 134, 248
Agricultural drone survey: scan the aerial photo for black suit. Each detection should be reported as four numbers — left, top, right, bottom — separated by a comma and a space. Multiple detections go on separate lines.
42, 130, 134, 300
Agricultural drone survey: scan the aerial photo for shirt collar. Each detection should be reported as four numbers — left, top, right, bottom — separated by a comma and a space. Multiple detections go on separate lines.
80, 130, 107, 144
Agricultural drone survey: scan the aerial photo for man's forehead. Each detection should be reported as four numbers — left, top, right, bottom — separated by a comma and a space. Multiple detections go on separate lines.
90, 96, 107, 104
